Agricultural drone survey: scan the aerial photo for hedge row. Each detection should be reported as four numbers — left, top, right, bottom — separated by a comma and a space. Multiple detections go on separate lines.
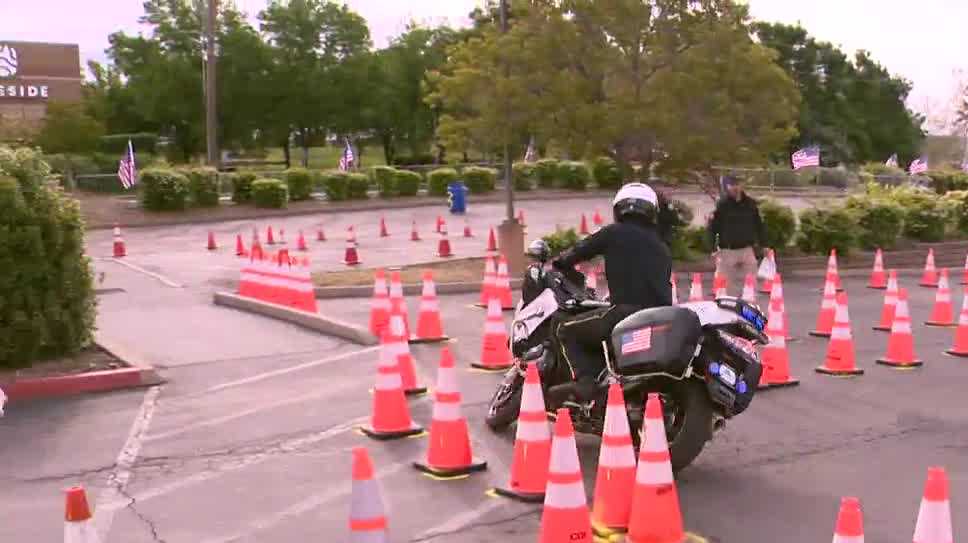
140, 167, 227, 211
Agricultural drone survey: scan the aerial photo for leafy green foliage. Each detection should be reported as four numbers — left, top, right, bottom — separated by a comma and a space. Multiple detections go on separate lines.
542, 229, 580, 257
394, 169, 422, 197
428, 168, 459, 197
140, 168, 190, 211
796, 207, 856, 256
592, 157, 622, 189
941, 191, 968, 234
185, 167, 220, 207
925, 170, 968, 194
758, 198, 797, 250
319, 170, 349, 201
34, 101, 106, 155
512, 162, 537, 191
558, 161, 591, 191
903, 197, 947, 242
284, 168, 314, 201
99, 133, 158, 154
462, 166, 497, 193
535, 159, 559, 188
251, 178, 289, 208
231, 171, 258, 203
371, 166, 398, 197
346, 173, 370, 199
0, 148, 96, 366
844, 196, 904, 250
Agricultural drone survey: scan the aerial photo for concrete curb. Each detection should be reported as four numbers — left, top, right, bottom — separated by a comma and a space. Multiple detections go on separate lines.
213, 291, 378, 345
315, 278, 524, 299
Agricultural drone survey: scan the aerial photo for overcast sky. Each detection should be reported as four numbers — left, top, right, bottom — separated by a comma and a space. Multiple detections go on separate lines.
2, 0, 965, 127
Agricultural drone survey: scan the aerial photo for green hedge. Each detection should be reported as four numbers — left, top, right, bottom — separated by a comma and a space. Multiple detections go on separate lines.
535, 159, 559, 188
845, 196, 904, 250
559, 161, 591, 190
903, 197, 947, 242
796, 207, 856, 256
592, 156, 622, 189
926, 169, 968, 194
319, 170, 349, 201
347, 173, 369, 199
231, 170, 258, 203
428, 168, 458, 197
285, 167, 314, 201
512, 162, 537, 191
463, 166, 497, 193
185, 167, 220, 207
0, 147, 96, 367
941, 190, 968, 235
758, 198, 796, 250
372, 166, 398, 197
394, 169, 422, 196
141, 168, 191, 211
251, 178, 289, 208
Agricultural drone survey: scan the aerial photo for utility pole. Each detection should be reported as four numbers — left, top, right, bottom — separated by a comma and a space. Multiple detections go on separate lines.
205, 0, 219, 167
500, 0, 513, 222
496, 0, 525, 275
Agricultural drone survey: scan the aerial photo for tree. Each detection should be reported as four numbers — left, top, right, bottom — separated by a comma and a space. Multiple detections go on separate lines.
34, 101, 105, 155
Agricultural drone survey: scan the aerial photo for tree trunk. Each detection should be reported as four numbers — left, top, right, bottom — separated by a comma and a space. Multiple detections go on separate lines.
300, 129, 309, 168
281, 136, 291, 170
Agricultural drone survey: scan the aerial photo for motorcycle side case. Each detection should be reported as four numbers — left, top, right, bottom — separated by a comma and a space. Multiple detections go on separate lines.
610, 307, 702, 378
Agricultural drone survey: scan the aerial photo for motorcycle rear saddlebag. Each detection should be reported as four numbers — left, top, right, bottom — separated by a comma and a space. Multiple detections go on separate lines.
610, 307, 702, 377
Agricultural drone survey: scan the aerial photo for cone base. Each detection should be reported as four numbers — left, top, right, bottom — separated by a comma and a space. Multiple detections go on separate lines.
404, 387, 429, 397
359, 424, 424, 441
409, 335, 450, 344
873, 325, 892, 332
815, 366, 864, 376
944, 349, 968, 358
471, 362, 514, 372
473, 302, 515, 311
808, 330, 832, 338
919, 282, 939, 288
867, 284, 887, 290
344, 261, 362, 266
592, 521, 628, 538
437, 254, 454, 258
490, 487, 545, 503
758, 378, 800, 389
413, 459, 487, 479
925, 320, 956, 327
875, 358, 923, 368
785, 336, 800, 343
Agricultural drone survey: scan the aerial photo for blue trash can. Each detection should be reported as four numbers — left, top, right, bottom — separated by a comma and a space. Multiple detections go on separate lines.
447, 181, 468, 214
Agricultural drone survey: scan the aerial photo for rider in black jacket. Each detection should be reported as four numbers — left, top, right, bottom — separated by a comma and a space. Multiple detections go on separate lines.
552, 183, 673, 402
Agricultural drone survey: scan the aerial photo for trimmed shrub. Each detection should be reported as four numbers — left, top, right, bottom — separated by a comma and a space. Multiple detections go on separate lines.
512, 162, 537, 191
463, 166, 497, 193
925, 169, 968, 194
319, 170, 349, 201
428, 168, 458, 197
0, 147, 96, 367
940, 190, 968, 235
681, 225, 710, 254
140, 168, 190, 211
796, 206, 856, 256
372, 166, 398, 197
231, 170, 258, 203
903, 197, 947, 242
758, 198, 796, 250
347, 173, 370, 199
394, 169, 422, 197
251, 178, 288, 208
592, 156, 622, 189
185, 167, 220, 207
542, 228, 580, 257
844, 197, 905, 250
535, 159, 560, 188
285, 167, 314, 201
558, 161, 591, 190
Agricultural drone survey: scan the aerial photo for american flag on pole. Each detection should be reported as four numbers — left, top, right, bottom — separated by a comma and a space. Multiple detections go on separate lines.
338, 139, 354, 171
620, 327, 653, 355
118, 140, 137, 189
909, 157, 928, 175
791, 146, 820, 170
524, 136, 537, 163
885, 153, 898, 168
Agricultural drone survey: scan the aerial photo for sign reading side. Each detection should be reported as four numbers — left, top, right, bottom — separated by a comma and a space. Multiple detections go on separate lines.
0, 41, 82, 102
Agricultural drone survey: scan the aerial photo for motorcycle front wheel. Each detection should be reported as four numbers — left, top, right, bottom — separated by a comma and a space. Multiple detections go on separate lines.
485, 368, 523, 431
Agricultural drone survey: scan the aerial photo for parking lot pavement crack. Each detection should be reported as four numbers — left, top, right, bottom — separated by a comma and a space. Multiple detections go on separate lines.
12, 464, 119, 484
118, 486, 167, 543
409, 508, 541, 542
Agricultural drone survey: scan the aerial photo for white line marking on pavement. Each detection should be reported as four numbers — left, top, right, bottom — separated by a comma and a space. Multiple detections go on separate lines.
94, 385, 162, 540
413, 498, 515, 541
104, 257, 184, 288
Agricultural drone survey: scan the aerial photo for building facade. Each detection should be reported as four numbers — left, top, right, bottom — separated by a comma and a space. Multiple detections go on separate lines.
0, 41, 82, 138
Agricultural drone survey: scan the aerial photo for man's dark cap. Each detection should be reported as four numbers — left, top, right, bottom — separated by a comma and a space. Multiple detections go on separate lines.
722, 175, 741, 187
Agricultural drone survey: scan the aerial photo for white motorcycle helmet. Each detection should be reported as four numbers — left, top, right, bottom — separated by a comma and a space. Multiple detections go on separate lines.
612, 182, 659, 224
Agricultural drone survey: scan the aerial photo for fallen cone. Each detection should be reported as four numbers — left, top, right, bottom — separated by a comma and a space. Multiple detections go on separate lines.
207, 231, 217, 251
414, 347, 487, 479
538, 409, 592, 543
920, 248, 939, 287
359, 328, 424, 440
874, 269, 899, 332
831, 497, 865, 543
591, 383, 637, 535
348, 447, 390, 542
112, 224, 126, 258
688, 273, 704, 302
471, 296, 513, 371
926, 268, 955, 327
413, 270, 448, 343
868, 248, 887, 289
368, 269, 391, 339
912, 467, 953, 543
492, 362, 550, 503
945, 292, 968, 357
816, 292, 864, 376
876, 288, 923, 368
810, 274, 838, 337
64, 486, 100, 543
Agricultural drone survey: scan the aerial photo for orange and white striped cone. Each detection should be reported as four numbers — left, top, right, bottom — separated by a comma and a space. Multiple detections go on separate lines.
816, 292, 864, 376
770, 273, 796, 342
688, 273, 704, 302
495, 255, 515, 310
741, 273, 757, 303
926, 268, 956, 327
486, 227, 498, 253
112, 224, 126, 258
379, 216, 390, 238
476, 256, 497, 308
435, 215, 443, 234
414, 347, 487, 478
472, 297, 513, 371
713, 269, 727, 299
539, 409, 592, 543
413, 270, 448, 343
874, 270, 899, 331
912, 467, 953, 543
368, 270, 391, 339
591, 383, 637, 535
627, 393, 685, 543
317, 227, 326, 242
492, 362, 550, 503
207, 231, 218, 251
825, 249, 844, 292
810, 275, 838, 337
868, 248, 887, 289
579, 214, 590, 236
876, 288, 922, 368
388, 313, 426, 396
64, 486, 100, 543
296, 230, 308, 251
759, 283, 799, 388
343, 228, 361, 266
437, 220, 453, 258
831, 497, 865, 543
348, 447, 389, 542
410, 220, 421, 242
517, 209, 527, 228
235, 234, 248, 257
359, 329, 424, 440
946, 293, 968, 357
388, 270, 411, 339
670, 273, 679, 305
920, 248, 939, 287
759, 249, 776, 294
266, 225, 276, 245
593, 209, 604, 229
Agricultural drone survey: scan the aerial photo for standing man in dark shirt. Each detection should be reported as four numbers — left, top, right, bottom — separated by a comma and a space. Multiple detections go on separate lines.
708, 176, 766, 295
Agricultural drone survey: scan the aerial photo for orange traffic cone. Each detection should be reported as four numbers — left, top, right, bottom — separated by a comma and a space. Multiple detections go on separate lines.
627, 393, 685, 543
579, 214, 590, 236
348, 447, 389, 542
868, 248, 887, 289
207, 231, 217, 251
388, 271, 411, 341
435, 215, 443, 234
670, 273, 678, 305
472, 297, 513, 371
477, 256, 497, 308
920, 248, 939, 287
912, 467, 953, 543
713, 268, 727, 299
437, 220, 453, 258
316, 228, 326, 242
486, 227, 498, 253
538, 409, 592, 543
343, 228, 361, 266
359, 329, 424, 440
494, 255, 514, 310
591, 384, 637, 535
414, 348, 487, 478
831, 497, 865, 543
64, 486, 100, 543
296, 230, 308, 251
946, 292, 968, 357
760, 280, 799, 388
517, 209, 526, 228
770, 273, 796, 341
112, 224, 126, 258
369, 270, 391, 339
759, 249, 776, 294
493, 362, 550, 503
413, 270, 448, 343
388, 313, 426, 396
825, 249, 844, 292
816, 292, 864, 376
688, 273, 704, 302
874, 270, 899, 331
593, 209, 604, 229
741, 273, 757, 303
877, 288, 922, 368
235, 234, 248, 257
266, 225, 276, 245
251, 226, 260, 245
810, 275, 838, 337
926, 269, 956, 327
379, 216, 390, 238
410, 220, 421, 242
463, 221, 473, 238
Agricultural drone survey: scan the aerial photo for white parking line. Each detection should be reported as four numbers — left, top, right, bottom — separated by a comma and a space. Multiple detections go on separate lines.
94, 385, 162, 540
103, 257, 184, 288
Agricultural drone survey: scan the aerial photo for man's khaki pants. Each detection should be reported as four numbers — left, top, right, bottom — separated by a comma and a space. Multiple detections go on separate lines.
717, 247, 757, 296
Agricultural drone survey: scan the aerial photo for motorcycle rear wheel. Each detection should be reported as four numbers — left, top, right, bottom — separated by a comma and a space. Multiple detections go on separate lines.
628, 379, 713, 473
